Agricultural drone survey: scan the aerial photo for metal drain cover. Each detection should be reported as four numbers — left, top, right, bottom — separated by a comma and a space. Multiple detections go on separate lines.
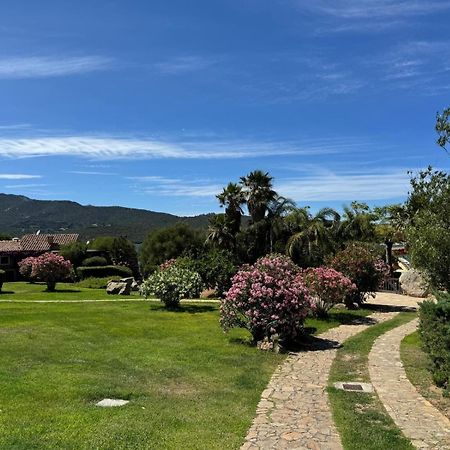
334, 382, 374, 393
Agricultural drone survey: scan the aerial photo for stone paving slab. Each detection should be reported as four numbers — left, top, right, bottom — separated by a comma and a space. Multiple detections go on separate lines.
369, 319, 450, 450
241, 311, 399, 450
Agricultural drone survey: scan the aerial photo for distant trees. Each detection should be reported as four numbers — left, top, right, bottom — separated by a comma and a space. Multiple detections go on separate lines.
60, 242, 87, 267
139, 223, 204, 276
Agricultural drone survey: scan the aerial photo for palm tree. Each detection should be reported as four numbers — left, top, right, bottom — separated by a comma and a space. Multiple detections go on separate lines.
286, 207, 341, 267
338, 202, 376, 243
216, 183, 246, 235
240, 170, 278, 223
206, 214, 234, 250
266, 195, 295, 253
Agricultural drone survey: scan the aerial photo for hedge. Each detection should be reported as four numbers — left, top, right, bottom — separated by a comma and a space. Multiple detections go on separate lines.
76, 265, 133, 280
419, 293, 450, 394
81, 256, 108, 267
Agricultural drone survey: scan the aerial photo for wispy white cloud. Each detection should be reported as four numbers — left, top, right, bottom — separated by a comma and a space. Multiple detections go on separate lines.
129, 175, 222, 197
295, 1, 450, 34
4, 183, 47, 189
0, 173, 41, 179
154, 55, 218, 75
299, 0, 450, 19
69, 170, 117, 176
0, 134, 365, 160
0, 55, 114, 79
277, 169, 410, 202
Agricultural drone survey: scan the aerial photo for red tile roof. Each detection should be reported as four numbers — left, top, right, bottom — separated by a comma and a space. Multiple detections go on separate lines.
0, 234, 79, 253
0, 240, 22, 252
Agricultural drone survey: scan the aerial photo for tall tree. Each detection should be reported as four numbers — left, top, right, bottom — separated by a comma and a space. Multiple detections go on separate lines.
216, 183, 246, 235
436, 107, 450, 152
240, 170, 277, 223
338, 202, 377, 243
206, 214, 235, 250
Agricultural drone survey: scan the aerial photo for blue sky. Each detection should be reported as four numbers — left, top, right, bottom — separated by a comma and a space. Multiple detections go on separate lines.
0, 0, 449, 216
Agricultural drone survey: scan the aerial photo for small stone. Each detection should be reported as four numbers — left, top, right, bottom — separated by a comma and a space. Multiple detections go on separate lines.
96, 398, 129, 407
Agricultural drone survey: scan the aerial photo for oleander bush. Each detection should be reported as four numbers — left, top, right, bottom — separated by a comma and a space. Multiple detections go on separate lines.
29, 253, 73, 292
81, 256, 108, 267
220, 254, 313, 344
18, 256, 36, 280
330, 242, 389, 306
419, 293, 450, 394
140, 266, 203, 308
77, 265, 133, 280
301, 267, 356, 318
0, 269, 5, 292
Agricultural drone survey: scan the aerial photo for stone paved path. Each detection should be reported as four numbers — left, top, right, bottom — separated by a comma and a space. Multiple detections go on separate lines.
369, 319, 450, 450
241, 311, 399, 450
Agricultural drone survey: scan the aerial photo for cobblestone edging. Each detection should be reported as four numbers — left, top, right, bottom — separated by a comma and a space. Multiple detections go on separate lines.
241, 311, 398, 450
369, 319, 450, 450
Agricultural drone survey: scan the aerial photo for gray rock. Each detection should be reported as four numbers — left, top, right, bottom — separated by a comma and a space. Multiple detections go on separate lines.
399, 269, 429, 298
106, 278, 132, 295
131, 280, 140, 291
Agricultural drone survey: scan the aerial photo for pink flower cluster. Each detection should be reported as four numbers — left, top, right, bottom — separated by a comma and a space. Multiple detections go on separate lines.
301, 267, 356, 317
159, 259, 178, 271
220, 254, 313, 342
19, 253, 73, 291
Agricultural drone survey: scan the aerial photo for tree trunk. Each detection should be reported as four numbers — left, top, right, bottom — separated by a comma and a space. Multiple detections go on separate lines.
46, 280, 56, 292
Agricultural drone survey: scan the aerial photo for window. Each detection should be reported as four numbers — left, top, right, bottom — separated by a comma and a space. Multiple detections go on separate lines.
0, 256, 10, 266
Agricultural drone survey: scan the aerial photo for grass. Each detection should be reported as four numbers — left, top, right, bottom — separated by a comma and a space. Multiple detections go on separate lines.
401, 331, 450, 419
0, 301, 284, 449
328, 312, 417, 450
0, 281, 141, 301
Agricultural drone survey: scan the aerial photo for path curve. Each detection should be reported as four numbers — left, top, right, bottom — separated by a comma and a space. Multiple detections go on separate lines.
369, 319, 450, 449
241, 311, 398, 450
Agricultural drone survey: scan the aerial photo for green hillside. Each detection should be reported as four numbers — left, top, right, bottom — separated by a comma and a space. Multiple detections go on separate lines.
0, 193, 212, 242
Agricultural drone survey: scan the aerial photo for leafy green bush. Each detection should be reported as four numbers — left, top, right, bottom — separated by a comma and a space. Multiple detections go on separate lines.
77, 265, 133, 280
140, 266, 203, 308
76, 276, 121, 289
0, 269, 5, 292
419, 293, 450, 394
330, 242, 389, 306
175, 249, 237, 297
81, 256, 108, 267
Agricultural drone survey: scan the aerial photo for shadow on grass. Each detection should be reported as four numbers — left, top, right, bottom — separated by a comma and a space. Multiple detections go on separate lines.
157, 304, 218, 314
0, 291, 15, 295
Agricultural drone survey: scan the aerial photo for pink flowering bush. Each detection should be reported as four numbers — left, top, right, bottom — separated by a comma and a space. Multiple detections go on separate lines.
301, 267, 356, 317
159, 259, 178, 271
330, 243, 390, 306
28, 253, 73, 291
18, 256, 37, 279
220, 254, 313, 344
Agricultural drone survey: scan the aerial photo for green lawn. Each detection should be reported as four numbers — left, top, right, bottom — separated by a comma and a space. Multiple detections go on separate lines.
0, 281, 141, 301
401, 331, 450, 419
328, 312, 417, 450
0, 302, 284, 449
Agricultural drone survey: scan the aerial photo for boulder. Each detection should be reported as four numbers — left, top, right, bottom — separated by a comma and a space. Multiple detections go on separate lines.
131, 280, 140, 292
106, 278, 133, 295
399, 269, 429, 298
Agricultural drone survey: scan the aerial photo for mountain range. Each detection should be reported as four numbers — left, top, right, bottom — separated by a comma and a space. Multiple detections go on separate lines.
0, 193, 212, 242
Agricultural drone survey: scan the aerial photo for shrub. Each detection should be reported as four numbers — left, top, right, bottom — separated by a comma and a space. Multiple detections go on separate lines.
140, 266, 203, 308
76, 276, 121, 289
220, 254, 313, 344
330, 243, 389, 306
18, 256, 36, 279
30, 253, 73, 292
168, 250, 238, 297
419, 293, 450, 394
301, 267, 356, 317
0, 269, 5, 292
76, 265, 133, 280
82, 256, 108, 267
